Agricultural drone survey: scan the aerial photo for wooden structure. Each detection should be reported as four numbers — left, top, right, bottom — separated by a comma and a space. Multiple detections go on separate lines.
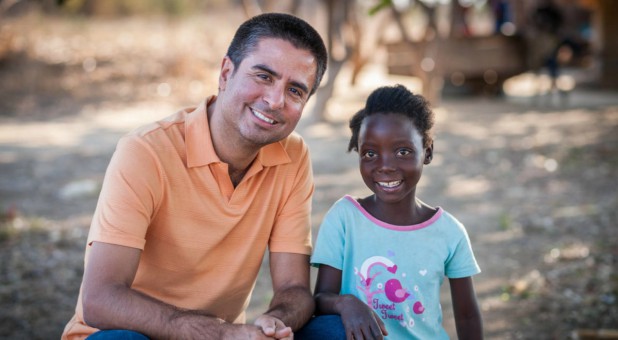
387, 35, 528, 99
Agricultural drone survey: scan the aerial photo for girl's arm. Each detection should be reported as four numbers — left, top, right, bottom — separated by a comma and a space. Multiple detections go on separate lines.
449, 276, 484, 340
314, 264, 388, 339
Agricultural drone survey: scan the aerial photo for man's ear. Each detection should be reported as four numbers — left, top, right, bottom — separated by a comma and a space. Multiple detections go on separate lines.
424, 142, 434, 165
218, 56, 234, 92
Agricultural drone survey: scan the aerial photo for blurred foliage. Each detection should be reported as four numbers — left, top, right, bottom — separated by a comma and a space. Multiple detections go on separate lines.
58, 0, 228, 17
499, 212, 512, 231
368, 0, 392, 16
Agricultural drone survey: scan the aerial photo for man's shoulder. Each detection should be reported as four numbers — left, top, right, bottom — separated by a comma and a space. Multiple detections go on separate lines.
279, 131, 308, 152
108, 110, 193, 165
131, 107, 195, 137
119, 104, 203, 151
256, 132, 308, 170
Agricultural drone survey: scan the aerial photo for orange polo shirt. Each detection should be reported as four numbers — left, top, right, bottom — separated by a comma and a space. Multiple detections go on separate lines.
62, 96, 314, 339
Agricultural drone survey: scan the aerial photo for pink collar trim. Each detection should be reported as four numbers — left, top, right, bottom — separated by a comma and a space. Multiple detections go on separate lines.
344, 195, 442, 231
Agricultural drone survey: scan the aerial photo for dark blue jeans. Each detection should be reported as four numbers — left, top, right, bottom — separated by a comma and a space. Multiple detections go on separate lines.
295, 315, 346, 340
86, 330, 149, 340
86, 316, 345, 340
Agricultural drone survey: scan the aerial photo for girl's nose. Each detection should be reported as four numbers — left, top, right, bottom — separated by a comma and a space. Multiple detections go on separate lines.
377, 154, 396, 172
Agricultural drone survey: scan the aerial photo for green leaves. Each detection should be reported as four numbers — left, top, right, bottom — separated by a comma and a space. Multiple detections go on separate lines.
368, 0, 393, 16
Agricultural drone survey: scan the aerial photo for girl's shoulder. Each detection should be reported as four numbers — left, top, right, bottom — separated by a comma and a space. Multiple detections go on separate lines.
322, 195, 360, 217
340, 194, 362, 207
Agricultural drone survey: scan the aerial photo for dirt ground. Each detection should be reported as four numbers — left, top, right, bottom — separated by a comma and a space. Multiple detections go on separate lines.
1, 12, 617, 340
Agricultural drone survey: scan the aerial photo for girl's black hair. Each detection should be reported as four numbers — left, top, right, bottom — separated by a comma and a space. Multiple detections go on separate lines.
348, 84, 435, 152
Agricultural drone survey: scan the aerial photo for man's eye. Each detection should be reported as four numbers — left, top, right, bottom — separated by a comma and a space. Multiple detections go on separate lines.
289, 87, 302, 97
257, 74, 270, 81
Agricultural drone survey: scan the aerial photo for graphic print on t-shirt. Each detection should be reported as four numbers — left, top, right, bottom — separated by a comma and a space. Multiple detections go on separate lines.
355, 255, 425, 330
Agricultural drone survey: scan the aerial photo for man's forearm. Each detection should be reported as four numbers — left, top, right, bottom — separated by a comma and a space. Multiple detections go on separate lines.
83, 284, 225, 338
265, 285, 315, 331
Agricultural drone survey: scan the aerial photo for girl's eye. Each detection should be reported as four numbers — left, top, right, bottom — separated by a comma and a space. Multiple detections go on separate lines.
361, 150, 376, 159
397, 149, 412, 156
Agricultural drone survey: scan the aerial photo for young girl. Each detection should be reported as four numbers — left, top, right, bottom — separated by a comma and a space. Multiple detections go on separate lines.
305, 85, 482, 339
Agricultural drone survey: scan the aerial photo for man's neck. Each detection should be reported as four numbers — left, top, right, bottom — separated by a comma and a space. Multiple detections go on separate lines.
207, 97, 259, 185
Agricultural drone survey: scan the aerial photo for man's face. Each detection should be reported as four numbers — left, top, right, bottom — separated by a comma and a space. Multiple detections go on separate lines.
217, 38, 317, 147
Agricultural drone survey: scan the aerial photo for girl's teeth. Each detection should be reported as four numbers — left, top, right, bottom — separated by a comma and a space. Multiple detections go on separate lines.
379, 181, 401, 188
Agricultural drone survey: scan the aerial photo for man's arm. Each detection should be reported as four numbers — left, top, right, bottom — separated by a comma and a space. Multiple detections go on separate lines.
82, 241, 272, 339
253, 252, 314, 338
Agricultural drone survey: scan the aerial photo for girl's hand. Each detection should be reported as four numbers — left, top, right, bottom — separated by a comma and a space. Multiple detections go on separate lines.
338, 295, 388, 340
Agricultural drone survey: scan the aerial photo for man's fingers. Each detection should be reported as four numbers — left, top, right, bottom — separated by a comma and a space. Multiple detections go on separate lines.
263, 324, 276, 336
254, 315, 276, 336
274, 326, 292, 339
254, 314, 292, 338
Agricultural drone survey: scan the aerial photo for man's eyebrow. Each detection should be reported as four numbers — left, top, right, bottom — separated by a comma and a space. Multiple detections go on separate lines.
252, 64, 309, 95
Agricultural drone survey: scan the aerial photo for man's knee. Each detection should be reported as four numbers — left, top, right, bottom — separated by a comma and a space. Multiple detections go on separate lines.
295, 315, 346, 340
86, 330, 149, 340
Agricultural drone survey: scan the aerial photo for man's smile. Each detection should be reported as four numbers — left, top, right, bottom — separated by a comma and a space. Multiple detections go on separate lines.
251, 108, 277, 125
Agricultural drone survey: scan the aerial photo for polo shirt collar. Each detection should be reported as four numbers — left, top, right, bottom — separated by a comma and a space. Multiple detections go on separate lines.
186, 96, 291, 168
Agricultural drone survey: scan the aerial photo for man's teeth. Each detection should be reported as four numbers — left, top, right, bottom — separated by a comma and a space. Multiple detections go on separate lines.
252, 109, 275, 124
378, 180, 401, 188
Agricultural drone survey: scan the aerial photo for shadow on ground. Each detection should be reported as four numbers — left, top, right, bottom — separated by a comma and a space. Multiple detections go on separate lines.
1, 13, 617, 340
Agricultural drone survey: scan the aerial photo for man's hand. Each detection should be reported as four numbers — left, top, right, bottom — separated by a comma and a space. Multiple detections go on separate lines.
84, 242, 265, 339
254, 314, 293, 339
214, 321, 286, 340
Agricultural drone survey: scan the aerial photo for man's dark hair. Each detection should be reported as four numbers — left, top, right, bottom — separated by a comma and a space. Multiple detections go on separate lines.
226, 12, 328, 96
348, 84, 435, 152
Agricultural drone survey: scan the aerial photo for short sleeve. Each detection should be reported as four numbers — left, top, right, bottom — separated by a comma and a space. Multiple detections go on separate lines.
88, 134, 164, 250
444, 219, 481, 279
268, 138, 314, 255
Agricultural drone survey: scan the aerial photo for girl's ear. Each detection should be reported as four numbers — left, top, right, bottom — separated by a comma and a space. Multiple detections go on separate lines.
424, 142, 434, 165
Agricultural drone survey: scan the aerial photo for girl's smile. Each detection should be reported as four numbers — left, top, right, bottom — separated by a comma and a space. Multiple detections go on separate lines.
359, 113, 427, 197
357, 112, 433, 224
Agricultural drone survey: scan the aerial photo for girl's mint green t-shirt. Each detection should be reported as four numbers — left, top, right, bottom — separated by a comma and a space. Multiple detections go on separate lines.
311, 195, 481, 339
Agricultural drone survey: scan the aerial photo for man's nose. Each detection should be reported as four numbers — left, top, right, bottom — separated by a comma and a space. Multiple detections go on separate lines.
264, 84, 285, 110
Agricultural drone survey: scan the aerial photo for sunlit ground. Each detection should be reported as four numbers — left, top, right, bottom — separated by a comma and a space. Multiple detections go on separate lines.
1, 12, 617, 340
504, 72, 576, 96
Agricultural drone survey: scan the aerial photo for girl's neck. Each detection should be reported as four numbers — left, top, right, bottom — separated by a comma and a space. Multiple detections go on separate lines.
358, 195, 436, 226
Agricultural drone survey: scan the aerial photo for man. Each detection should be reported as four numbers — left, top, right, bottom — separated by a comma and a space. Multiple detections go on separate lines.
62, 12, 327, 339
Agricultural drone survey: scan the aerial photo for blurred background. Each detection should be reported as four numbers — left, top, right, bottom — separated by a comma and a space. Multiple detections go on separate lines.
0, 0, 616, 339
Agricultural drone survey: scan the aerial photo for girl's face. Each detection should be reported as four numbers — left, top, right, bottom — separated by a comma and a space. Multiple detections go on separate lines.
357, 113, 432, 205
